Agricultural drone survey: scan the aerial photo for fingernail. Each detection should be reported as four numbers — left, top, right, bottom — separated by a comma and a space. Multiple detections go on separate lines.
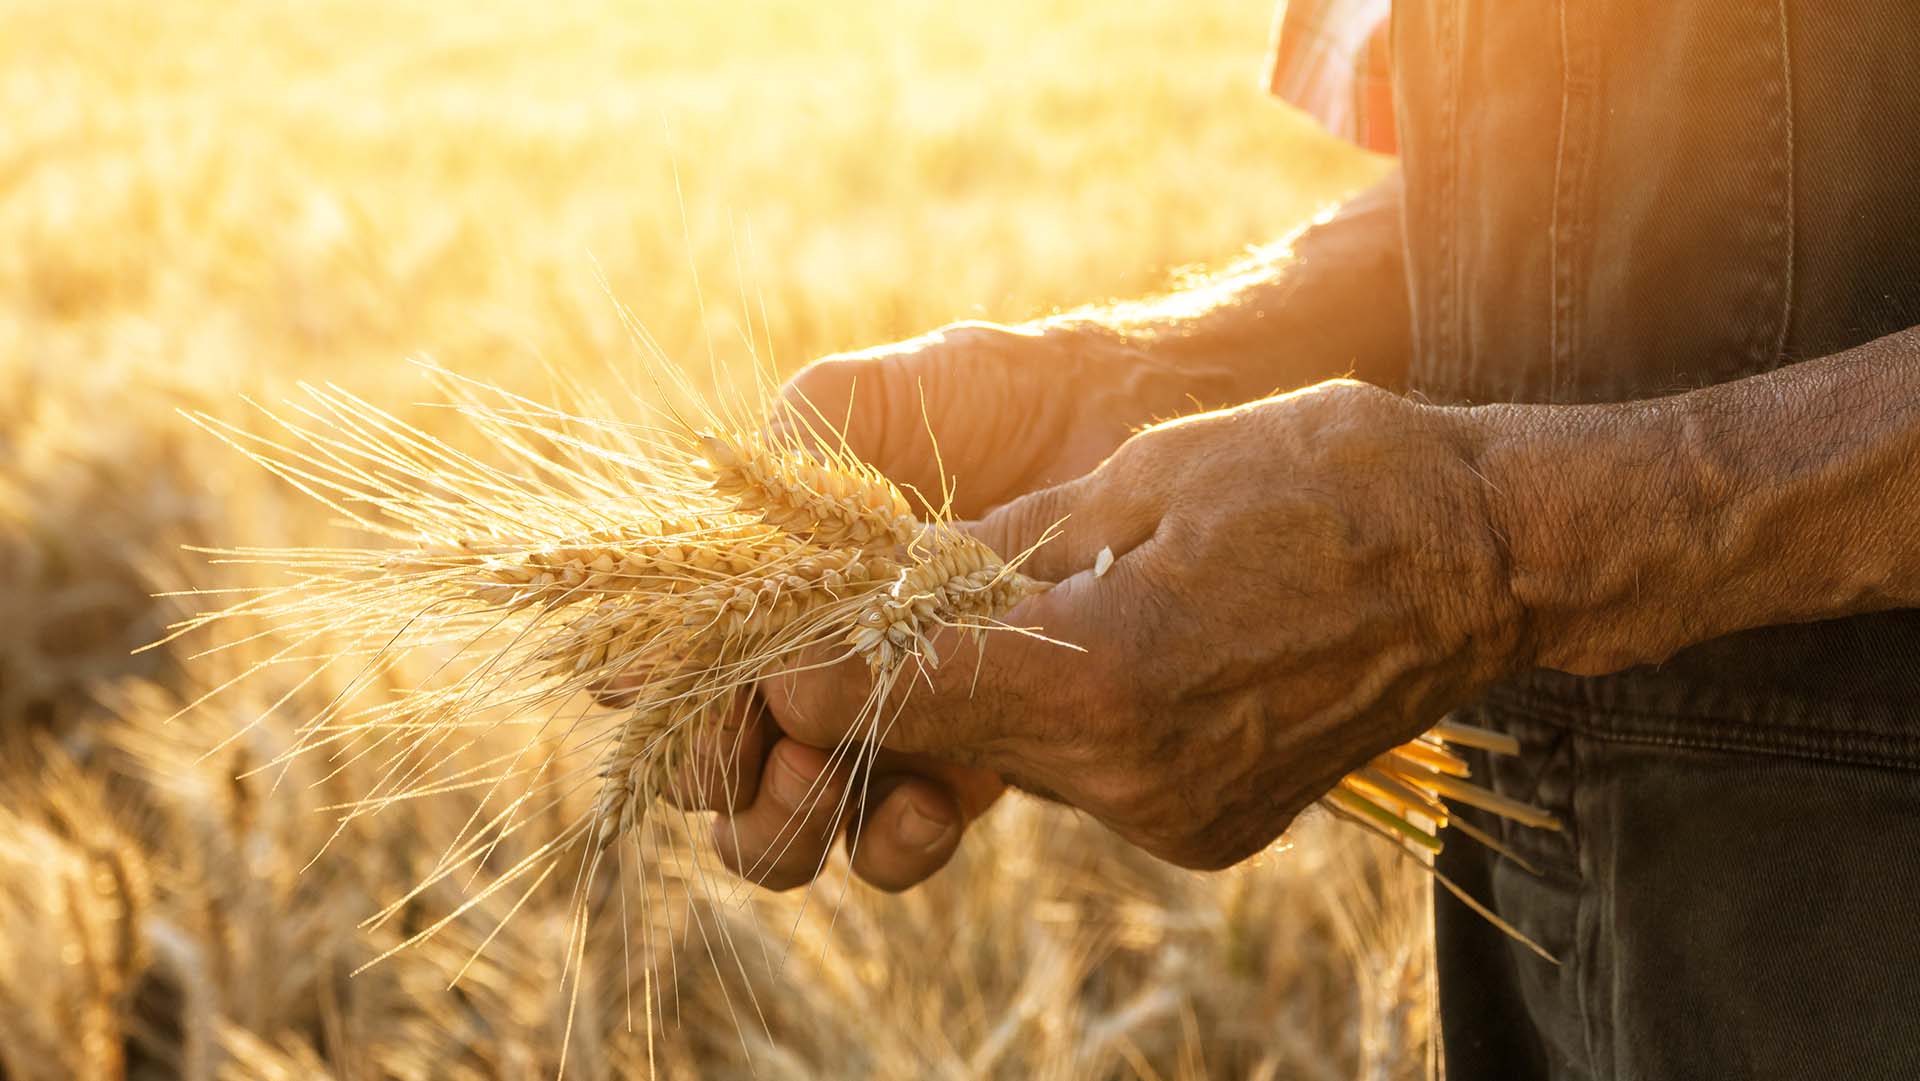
769, 753, 812, 806
897, 795, 955, 851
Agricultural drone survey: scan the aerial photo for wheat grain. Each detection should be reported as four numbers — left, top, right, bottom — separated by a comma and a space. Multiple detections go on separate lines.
846, 526, 1041, 669
173, 365, 1563, 991
698, 432, 919, 550
591, 701, 677, 849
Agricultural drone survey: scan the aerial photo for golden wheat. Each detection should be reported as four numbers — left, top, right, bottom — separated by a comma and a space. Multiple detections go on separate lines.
167, 368, 1058, 985
6, 0, 1430, 1071
847, 525, 1043, 669
169, 360, 1561, 1013
590, 698, 678, 849
698, 432, 921, 550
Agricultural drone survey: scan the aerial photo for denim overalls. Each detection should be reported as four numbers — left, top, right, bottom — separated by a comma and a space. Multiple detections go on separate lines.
1389, 3, 1920, 1077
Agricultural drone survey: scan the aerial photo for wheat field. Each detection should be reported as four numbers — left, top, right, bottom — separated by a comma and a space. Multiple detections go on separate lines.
0, 1, 1421, 1078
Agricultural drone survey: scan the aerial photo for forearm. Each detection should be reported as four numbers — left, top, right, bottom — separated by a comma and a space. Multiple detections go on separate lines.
1476, 329, 1920, 675
1038, 169, 1411, 420
788, 172, 1412, 513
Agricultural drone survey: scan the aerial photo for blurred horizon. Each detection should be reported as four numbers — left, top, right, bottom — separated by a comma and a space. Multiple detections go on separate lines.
0, 2, 1419, 1078
3, 0, 1383, 395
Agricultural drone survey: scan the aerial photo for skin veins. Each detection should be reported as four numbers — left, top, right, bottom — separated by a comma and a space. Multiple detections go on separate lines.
1475, 328, 1920, 676
700, 176, 1920, 893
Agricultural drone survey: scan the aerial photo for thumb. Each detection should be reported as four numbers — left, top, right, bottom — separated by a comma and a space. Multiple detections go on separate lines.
964, 468, 1160, 585
772, 357, 889, 455
775, 355, 945, 504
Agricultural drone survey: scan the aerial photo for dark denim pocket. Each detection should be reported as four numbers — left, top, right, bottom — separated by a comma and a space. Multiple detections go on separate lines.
1569, 730, 1920, 1081
1439, 674, 1920, 1081
1436, 696, 1595, 1079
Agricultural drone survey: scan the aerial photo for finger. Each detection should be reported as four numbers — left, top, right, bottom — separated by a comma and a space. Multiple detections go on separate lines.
712, 738, 856, 891
662, 694, 772, 813
847, 762, 1003, 891
761, 574, 1112, 760
968, 464, 1159, 586
758, 646, 878, 749
845, 778, 963, 892
757, 452, 1163, 759
773, 356, 917, 469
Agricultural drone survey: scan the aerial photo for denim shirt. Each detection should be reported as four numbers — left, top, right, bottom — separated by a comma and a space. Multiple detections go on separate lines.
1389, 3, 1920, 1078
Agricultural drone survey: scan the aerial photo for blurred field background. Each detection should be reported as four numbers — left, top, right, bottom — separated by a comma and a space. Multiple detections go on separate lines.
0, 0, 1418, 1078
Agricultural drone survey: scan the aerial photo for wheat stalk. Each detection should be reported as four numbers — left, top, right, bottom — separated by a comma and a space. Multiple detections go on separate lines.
698, 432, 920, 550
168, 359, 1561, 994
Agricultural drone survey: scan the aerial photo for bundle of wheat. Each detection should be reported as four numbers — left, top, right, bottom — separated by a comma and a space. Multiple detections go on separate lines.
166, 358, 1559, 1009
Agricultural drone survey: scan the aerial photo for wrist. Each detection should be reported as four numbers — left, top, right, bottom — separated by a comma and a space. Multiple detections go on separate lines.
1470, 403, 1627, 675
1468, 397, 1742, 677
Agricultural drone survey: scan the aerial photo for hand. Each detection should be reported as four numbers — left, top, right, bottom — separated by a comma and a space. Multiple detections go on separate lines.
662, 321, 1166, 892
764, 380, 1532, 870
775, 320, 1169, 518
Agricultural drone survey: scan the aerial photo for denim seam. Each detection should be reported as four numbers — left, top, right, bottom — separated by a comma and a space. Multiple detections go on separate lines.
1550, 724, 1920, 773
1547, 0, 1594, 404
1548, 0, 1569, 398
1438, 0, 1461, 394
1569, 730, 1606, 1081
1711, 0, 1794, 385
1773, 0, 1795, 362
1497, 689, 1920, 772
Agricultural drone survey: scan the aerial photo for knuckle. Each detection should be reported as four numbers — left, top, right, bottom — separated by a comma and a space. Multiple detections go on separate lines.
717, 824, 818, 892
1168, 792, 1299, 872
1171, 838, 1249, 873
1098, 431, 1153, 478
662, 767, 703, 810
697, 771, 751, 814
930, 320, 1013, 354
991, 487, 1067, 553
1134, 817, 1260, 872
802, 784, 848, 830
760, 674, 840, 747
774, 763, 848, 831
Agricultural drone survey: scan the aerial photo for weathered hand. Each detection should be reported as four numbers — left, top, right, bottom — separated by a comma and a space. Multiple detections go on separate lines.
775, 320, 1170, 518
668, 321, 1166, 892
658, 695, 1005, 892
764, 380, 1531, 870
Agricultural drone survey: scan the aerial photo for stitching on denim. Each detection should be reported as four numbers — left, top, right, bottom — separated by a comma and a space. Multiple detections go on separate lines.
1438, 0, 1460, 394
1546, 0, 1594, 405
1504, 685, 1920, 746
1548, 0, 1569, 398
1722, 0, 1794, 382
1772, 0, 1795, 361
1566, 724, 1920, 772
1569, 729, 1604, 1080
1497, 689, 1920, 772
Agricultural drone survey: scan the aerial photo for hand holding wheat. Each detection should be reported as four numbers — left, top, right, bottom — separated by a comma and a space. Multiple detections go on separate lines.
758, 375, 1553, 883
172, 348, 1562, 1018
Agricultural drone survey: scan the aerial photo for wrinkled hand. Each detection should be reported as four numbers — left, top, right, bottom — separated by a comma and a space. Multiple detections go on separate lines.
762, 380, 1532, 871
658, 321, 1161, 891
774, 320, 1160, 518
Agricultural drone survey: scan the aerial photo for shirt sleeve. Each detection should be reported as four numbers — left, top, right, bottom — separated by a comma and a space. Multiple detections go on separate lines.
1266, 0, 1398, 154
